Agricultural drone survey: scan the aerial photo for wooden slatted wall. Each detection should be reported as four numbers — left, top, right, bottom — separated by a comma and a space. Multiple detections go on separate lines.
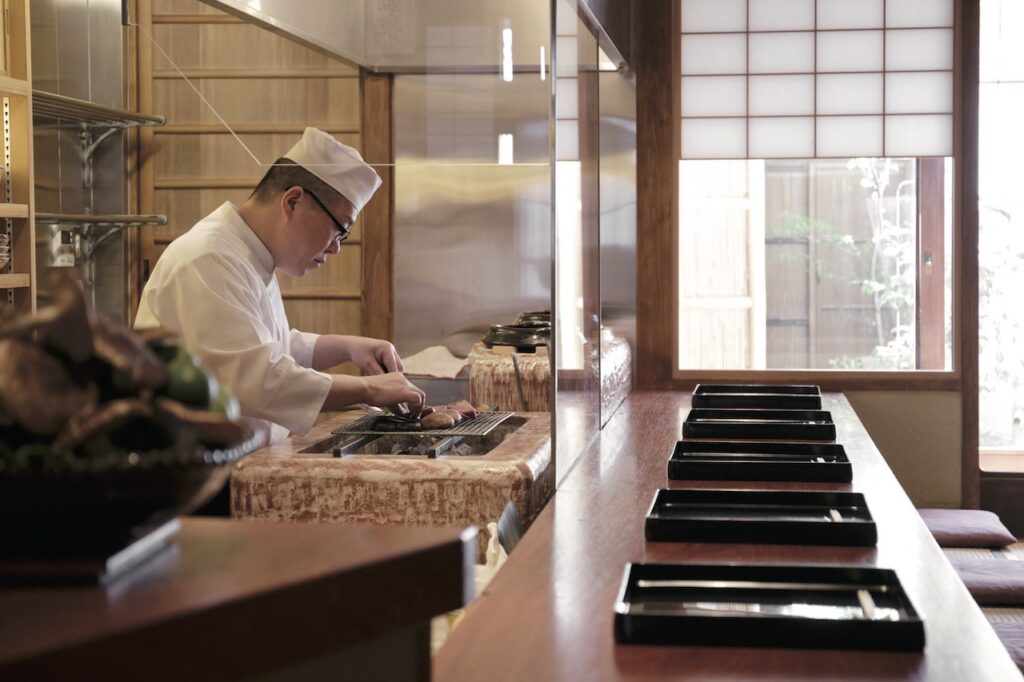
133, 0, 369, 372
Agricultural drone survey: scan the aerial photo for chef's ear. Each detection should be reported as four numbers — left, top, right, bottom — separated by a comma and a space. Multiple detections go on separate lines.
281, 186, 304, 216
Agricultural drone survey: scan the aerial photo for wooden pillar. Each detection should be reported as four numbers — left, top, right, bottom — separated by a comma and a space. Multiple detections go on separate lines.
957, 0, 980, 508
360, 72, 394, 341
635, 0, 679, 389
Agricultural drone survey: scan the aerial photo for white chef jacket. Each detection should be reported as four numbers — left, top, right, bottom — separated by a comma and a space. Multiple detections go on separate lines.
135, 202, 333, 445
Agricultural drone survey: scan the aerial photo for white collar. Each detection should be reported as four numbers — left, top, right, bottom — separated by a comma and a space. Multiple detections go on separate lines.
218, 202, 275, 286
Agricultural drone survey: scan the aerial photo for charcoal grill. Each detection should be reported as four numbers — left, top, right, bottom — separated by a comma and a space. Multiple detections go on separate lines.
332, 410, 515, 437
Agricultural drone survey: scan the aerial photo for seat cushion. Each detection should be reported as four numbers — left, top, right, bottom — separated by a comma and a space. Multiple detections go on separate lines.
919, 508, 1016, 548
952, 559, 1024, 605
991, 622, 1024, 672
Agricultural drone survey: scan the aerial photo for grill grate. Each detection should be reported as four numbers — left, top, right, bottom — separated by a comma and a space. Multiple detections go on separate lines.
331, 410, 515, 437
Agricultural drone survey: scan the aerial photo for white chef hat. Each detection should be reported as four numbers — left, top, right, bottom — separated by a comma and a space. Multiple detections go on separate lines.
283, 127, 382, 212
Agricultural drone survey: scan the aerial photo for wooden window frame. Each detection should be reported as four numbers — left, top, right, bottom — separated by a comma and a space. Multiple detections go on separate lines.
639, 0, 979, 502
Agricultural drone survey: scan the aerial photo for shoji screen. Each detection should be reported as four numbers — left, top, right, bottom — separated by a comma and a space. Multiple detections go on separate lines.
680, 0, 953, 159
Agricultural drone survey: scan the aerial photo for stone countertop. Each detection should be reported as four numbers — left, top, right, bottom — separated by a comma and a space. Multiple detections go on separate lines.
230, 410, 554, 555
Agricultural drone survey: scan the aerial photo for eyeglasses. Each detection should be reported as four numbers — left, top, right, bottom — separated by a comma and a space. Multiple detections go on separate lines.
303, 188, 351, 245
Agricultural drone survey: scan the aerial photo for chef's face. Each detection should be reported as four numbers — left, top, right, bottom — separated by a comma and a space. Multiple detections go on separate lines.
282, 188, 358, 276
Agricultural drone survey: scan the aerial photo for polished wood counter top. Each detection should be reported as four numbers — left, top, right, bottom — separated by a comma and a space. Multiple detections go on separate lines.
1, 518, 476, 680
435, 392, 1021, 681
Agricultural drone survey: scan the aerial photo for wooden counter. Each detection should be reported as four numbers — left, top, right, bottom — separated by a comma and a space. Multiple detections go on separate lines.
435, 392, 1022, 681
1, 518, 476, 681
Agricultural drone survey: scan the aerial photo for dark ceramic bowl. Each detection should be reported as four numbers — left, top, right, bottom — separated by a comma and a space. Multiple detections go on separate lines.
514, 310, 551, 325
0, 434, 258, 557
482, 323, 551, 352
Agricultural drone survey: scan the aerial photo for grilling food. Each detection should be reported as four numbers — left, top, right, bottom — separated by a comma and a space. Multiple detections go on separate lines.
369, 415, 424, 432
447, 400, 478, 419
420, 411, 456, 429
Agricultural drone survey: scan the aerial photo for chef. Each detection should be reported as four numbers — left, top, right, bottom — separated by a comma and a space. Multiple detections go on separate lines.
135, 127, 425, 446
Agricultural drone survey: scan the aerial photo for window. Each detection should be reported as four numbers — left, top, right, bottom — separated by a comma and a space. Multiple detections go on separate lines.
674, 0, 959, 381
979, 0, 1024, 450
678, 157, 952, 371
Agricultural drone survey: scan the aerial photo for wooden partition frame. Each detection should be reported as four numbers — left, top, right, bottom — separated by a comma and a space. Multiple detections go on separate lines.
359, 72, 393, 341
636, 0, 980, 504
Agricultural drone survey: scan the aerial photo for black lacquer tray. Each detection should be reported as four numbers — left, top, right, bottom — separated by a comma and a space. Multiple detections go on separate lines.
668, 440, 852, 482
614, 562, 924, 651
645, 489, 876, 546
692, 384, 822, 410
683, 408, 836, 441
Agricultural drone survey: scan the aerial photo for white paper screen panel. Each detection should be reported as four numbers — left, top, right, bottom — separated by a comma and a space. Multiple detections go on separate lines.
886, 29, 954, 71
887, 0, 954, 28
817, 31, 885, 72
817, 73, 883, 114
886, 72, 953, 114
749, 75, 814, 115
748, 0, 815, 31
556, 119, 579, 161
817, 116, 883, 157
885, 115, 953, 156
749, 117, 814, 157
681, 34, 747, 75
682, 0, 746, 32
749, 32, 815, 73
556, 78, 579, 119
680, 0, 954, 159
681, 119, 747, 159
681, 76, 747, 116
556, 36, 578, 78
817, 0, 884, 29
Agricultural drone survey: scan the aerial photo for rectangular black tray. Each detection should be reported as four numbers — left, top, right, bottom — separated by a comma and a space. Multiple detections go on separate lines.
683, 408, 836, 441
645, 489, 876, 546
668, 440, 852, 482
614, 562, 924, 650
692, 384, 823, 410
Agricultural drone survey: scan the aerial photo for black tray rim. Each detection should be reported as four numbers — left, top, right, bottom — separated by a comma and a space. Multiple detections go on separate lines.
613, 561, 924, 651
643, 489, 877, 546
672, 439, 848, 457
692, 383, 823, 395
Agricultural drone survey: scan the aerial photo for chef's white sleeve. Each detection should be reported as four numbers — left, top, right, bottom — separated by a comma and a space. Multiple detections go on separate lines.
288, 329, 321, 368
147, 254, 332, 435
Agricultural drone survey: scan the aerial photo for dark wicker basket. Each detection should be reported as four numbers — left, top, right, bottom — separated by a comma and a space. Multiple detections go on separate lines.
0, 433, 257, 557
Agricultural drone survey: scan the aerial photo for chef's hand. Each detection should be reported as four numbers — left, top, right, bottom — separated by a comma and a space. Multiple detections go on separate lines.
346, 337, 403, 375
362, 372, 425, 414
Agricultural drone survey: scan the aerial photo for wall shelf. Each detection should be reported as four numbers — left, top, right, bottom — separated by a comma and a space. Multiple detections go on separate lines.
36, 213, 167, 226
0, 76, 30, 98
0, 203, 29, 218
32, 90, 165, 128
1, 1, 35, 315
0, 273, 31, 289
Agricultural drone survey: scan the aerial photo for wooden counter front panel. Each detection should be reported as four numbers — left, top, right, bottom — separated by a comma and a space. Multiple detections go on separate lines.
435, 392, 1021, 681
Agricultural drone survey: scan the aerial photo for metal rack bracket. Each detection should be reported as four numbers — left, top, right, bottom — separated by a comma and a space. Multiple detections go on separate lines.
32, 90, 165, 190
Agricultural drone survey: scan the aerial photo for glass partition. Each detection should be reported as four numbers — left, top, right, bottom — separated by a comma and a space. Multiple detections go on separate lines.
598, 64, 637, 426
196, 0, 559, 474
553, 0, 603, 483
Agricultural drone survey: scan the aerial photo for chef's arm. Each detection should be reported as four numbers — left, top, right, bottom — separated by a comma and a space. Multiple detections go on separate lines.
322, 371, 425, 413
312, 334, 403, 374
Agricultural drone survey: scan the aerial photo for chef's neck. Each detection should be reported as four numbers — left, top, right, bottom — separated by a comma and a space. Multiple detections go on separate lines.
236, 197, 284, 266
